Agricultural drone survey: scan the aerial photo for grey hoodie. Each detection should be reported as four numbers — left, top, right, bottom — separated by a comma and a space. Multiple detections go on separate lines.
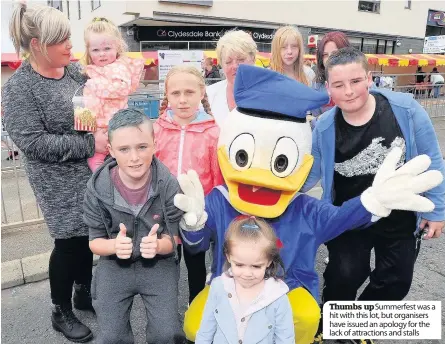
83, 157, 184, 261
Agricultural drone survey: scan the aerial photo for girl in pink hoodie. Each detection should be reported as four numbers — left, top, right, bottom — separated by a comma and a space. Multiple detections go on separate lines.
79, 17, 144, 171
154, 65, 224, 303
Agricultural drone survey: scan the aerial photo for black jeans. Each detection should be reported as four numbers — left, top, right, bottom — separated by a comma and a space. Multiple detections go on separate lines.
322, 229, 420, 303
177, 245, 207, 304
49, 236, 93, 306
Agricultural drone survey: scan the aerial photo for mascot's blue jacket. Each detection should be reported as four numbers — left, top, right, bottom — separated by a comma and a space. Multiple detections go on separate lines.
181, 185, 373, 302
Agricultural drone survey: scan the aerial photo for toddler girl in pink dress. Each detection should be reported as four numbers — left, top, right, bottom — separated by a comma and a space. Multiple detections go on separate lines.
81, 17, 144, 171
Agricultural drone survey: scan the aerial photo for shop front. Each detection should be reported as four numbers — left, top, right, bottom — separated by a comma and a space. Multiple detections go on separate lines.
426, 9, 445, 37
135, 25, 276, 52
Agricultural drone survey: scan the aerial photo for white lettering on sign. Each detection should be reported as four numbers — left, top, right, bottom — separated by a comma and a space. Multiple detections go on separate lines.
168, 30, 204, 39
253, 32, 274, 40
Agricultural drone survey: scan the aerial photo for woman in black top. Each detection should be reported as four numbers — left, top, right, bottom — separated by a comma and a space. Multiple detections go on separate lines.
2, 3, 104, 342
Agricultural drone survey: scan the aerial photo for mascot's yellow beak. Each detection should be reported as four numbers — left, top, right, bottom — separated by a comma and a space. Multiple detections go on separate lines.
217, 147, 314, 218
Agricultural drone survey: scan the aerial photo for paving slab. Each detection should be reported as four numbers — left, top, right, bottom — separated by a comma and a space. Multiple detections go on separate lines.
21, 252, 51, 284
1, 259, 24, 289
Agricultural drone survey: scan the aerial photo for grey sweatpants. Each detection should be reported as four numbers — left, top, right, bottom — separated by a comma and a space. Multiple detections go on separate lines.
92, 256, 184, 344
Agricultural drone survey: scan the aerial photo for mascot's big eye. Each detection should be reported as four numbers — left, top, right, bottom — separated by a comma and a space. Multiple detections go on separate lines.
274, 155, 288, 173
229, 133, 255, 171
271, 137, 299, 178
236, 150, 249, 167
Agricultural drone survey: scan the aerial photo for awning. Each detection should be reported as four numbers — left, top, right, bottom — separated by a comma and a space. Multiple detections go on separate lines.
365, 54, 445, 67
202, 52, 445, 67
202, 50, 271, 67
202, 51, 316, 67
1, 51, 158, 70
1, 53, 22, 70
3, 52, 445, 70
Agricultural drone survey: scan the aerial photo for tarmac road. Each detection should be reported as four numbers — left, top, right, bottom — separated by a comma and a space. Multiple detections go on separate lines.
2, 232, 444, 344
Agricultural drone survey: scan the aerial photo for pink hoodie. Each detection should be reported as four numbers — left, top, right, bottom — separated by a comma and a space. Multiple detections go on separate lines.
154, 110, 224, 196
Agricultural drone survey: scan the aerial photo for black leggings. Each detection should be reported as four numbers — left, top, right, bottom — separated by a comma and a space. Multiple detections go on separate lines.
177, 245, 207, 304
49, 236, 93, 306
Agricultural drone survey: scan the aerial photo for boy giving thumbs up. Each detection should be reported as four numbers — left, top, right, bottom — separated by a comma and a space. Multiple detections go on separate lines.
83, 109, 185, 344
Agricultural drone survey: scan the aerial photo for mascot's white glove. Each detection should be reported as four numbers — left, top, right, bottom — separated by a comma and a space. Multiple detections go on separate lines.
361, 147, 444, 217
174, 170, 208, 231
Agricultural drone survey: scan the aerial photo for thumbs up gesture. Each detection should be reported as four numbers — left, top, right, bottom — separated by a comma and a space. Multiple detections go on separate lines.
140, 224, 159, 259
115, 223, 133, 259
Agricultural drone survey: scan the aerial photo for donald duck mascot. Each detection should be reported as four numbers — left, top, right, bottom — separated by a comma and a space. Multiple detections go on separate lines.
174, 65, 443, 344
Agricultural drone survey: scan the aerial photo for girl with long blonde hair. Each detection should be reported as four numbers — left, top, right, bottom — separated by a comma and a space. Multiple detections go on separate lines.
154, 64, 223, 304
270, 26, 314, 86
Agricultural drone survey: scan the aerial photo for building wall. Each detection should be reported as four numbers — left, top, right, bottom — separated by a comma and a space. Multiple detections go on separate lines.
120, 27, 140, 52
1, 0, 443, 54
124, 0, 445, 39
1, 2, 16, 54
395, 37, 425, 54
59, 0, 444, 54
64, 0, 131, 51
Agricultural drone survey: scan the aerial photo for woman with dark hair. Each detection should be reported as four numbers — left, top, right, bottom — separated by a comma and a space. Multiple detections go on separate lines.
311, 32, 351, 119
315, 32, 351, 85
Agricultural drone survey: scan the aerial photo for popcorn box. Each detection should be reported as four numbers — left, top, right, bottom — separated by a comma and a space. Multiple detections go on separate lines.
73, 95, 97, 132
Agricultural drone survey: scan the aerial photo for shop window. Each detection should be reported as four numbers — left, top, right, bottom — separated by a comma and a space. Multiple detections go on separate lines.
385, 41, 394, 54
91, 0, 101, 11
158, 0, 213, 6
189, 42, 217, 50
48, 0, 63, 11
347, 37, 363, 52
362, 39, 377, 54
426, 26, 445, 37
351, 43, 362, 51
362, 45, 377, 54
257, 43, 271, 53
141, 41, 189, 51
358, 0, 380, 14
377, 40, 386, 54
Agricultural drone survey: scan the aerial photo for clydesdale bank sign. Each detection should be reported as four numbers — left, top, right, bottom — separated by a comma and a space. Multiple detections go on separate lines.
136, 26, 276, 43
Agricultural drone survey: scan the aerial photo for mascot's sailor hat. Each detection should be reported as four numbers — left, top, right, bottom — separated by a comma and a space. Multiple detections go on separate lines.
234, 64, 329, 121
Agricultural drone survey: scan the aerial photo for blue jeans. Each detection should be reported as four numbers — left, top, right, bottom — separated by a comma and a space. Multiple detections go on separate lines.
433, 84, 443, 98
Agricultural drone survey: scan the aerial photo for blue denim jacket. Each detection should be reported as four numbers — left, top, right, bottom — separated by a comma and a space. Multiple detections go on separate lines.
302, 88, 445, 224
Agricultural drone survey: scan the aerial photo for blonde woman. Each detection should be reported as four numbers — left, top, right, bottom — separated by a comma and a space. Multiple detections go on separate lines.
270, 26, 315, 86
206, 30, 257, 126
2, 4, 99, 342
